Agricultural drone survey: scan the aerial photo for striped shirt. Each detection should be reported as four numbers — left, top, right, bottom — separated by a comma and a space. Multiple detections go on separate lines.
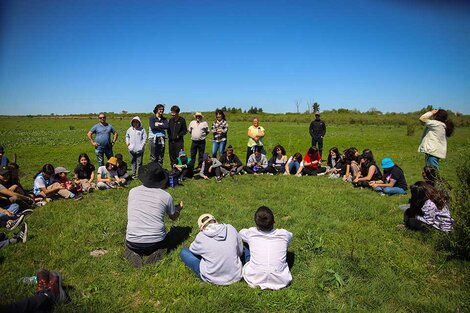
417, 199, 453, 232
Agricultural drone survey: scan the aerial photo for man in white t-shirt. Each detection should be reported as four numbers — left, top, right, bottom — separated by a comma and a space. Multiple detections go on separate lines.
239, 206, 293, 290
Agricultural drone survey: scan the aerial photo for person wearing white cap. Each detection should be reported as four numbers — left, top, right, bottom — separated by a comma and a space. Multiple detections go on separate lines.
179, 214, 243, 285
188, 112, 209, 169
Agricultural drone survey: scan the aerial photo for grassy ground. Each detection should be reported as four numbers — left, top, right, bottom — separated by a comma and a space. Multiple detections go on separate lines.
0, 116, 469, 312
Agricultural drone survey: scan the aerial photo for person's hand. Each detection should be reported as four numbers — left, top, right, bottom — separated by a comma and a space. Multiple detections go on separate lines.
179, 201, 184, 210
10, 195, 18, 202
432, 109, 439, 114
203, 176, 209, 180
353, 178, 359, 183
92, 142, 98, 148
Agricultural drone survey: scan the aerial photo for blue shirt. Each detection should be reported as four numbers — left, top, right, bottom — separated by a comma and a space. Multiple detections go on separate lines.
90, 123, 115, 150
33, 173, 53, 196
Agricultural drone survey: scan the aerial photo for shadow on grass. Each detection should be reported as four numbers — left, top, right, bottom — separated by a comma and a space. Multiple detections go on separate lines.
166, 226, 192, 252
287, 251, 295, 269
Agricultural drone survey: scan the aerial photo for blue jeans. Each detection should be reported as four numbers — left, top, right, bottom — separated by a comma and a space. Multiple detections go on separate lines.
425, 153, 440, 169
374, 186, 407, 195
288, 161, 300, 174
0, 203, 20, 220
212, 141, 227, 158
95, 148, 113, 167
179, 248, 202, 279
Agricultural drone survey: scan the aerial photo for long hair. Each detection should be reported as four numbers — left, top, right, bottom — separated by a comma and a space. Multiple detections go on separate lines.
78, 153, 91, 165
434, 109, 454, 137
271, 144, 286, 157
327, 147, 341, 167
409, 181, 447, 217
34, 163, 55, 179
292, 152, 302, 163
344, 148, 358, 165
215, 109, 226, 121
307, 146, 319, 158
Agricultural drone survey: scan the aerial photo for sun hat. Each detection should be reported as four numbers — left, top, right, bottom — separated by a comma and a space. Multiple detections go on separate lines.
106, 157, 118, 167
178, 150, 187, 157
381, 158, 395, 169
54, 167, 70, 174
194, 112, 204, 118
138, 162, 168, 188
197, 213, 217, 231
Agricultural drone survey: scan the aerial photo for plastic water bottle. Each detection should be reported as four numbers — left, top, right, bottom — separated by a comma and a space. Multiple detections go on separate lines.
19, 276, 37, 284
169, 175, 175, 188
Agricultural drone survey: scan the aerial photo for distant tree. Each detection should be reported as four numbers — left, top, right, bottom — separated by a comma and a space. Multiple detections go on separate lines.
50, 113, 55, 116
313, 102, 320, 113
367, 107, 382, 115
122, 110, 128, 114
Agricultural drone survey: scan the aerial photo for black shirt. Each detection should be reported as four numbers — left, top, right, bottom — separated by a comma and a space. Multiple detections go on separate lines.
383, 166, 408, 190
74, 164, 95, 180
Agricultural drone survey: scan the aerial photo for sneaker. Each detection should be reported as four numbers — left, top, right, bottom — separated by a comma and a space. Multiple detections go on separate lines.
216, 176, 222, 183
36, 269, 51, 294
13, 223, 28, 243
124, 246, 143, 268
6, 215, 24, 231
74, 195, 83, 201
19, 209, 34, 216
144, 248, 167, 265
45, 271, 66, 304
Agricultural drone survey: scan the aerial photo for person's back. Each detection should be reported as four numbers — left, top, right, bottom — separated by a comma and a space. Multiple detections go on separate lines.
239, 206, 292, 290
189, 222, 243, 285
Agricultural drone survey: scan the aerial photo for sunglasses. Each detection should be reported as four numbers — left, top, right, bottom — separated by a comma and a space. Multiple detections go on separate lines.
99, 116, 106, 119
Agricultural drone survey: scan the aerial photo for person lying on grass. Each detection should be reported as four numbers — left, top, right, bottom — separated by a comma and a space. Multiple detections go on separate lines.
403, 181, 453, 232
369, 158, 408, 195
179, 213, 243, 285
33, 164, 75, 200
239, 206, 293, 290
125, 162, 183, 268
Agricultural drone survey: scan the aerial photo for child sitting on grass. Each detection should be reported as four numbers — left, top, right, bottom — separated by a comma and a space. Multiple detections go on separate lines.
74, 153, 96, 193
239, 206, 293, 290
33, 164, 75, 201
96, 157, 123, 190
54, 167, 82, 200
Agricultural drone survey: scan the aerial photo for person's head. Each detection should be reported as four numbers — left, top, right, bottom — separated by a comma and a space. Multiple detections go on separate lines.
194, 112, 204, 121
381, 158, 395, 173
360, 149, 374, 164
78, 153, 91, 166
138, 162, 169, 189
315, 112, 320, 121
178, 150, 187, 163
253, 146, 262, 158
344, 148, 356, 162
307, 146, 319, 157
203, 153, 212, 164
252, 117, 260, 127
293, 152, 303, 162
98, 113, 107, 124
153, 104, 165, 116
272, 144, 286, 157
410, 181, 447, 211
41, 164, 55, 179
170, 105, 180, 117
226, 145, 234, 157
115, 153, 124, 166
131, 117, 141, 128
422, 166, 439, 185
434, 109, 454, 137
106, 157, 118, 171
215, 109, 226, 121
255, 206, 275, 232
198, 213, 217, 231
54, 167, 70, 178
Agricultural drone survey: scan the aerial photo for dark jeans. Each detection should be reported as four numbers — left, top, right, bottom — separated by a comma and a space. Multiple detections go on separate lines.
301, 166, 326, 176
191, 140, 206, 168
149, 137, 165, 165
169, 139, 184, 166
243, 166, 269, 174
95, 147, 113, 167
126, 225, 190, 256
0, 293, 53, 313
311, 137, 324, 157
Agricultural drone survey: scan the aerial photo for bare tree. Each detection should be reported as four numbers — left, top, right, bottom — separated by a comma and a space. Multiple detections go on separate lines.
295, 99, 302, 113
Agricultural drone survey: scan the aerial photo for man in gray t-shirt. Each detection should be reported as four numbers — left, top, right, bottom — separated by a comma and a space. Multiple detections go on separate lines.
87, 113, 118, 166
124, 162, 183, 268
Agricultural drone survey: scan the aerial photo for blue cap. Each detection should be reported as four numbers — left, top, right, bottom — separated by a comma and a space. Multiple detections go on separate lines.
381, 158, 395, 169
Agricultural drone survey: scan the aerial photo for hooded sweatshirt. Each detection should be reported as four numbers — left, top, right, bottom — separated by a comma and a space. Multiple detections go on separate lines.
126, 116, 147, 154
189, 223, 243, 285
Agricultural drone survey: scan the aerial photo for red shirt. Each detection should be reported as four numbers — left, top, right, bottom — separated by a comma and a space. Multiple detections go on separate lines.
303, 152, 321, 169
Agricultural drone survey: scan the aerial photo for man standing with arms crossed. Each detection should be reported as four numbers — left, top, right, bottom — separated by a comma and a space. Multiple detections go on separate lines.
87, 113, 118, 166
309, 112, 326, 159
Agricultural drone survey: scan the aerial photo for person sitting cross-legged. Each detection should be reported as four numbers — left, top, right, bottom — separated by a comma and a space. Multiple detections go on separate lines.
179, 214, 243, 285
244, 147, 269, 175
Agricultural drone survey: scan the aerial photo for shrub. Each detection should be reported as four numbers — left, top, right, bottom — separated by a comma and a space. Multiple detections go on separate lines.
406, 123, 416, 136
69, 125, 75, 130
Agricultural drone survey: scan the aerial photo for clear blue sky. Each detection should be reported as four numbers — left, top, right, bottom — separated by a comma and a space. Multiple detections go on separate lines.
1, 0, 469, 115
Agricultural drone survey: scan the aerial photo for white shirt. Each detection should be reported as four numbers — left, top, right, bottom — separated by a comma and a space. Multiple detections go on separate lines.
418, 111, 447, 159
239, 227, 293, 290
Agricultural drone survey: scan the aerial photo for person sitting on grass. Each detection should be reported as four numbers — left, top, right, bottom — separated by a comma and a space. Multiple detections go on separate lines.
296, 146, 326, 176
244, 147, 269, 175
115, 153, 131, 183
239, 206, 293, 290
33, 164, 76, 200
0, 210, 25, 232
352, 150, 381, 187
74, 153, 96, 193
342, 148, 360, 182
125, 162, 183, 268
325, 147, 344, 179
369, 158, 408, 195
179, 213, 243, 285
172, 150, 194, 182
284, 152, 302, 176
0, 222, 27, 248
267, 145, 287, 175
196, 153, 223, 182
96, 157, 123, 190
54, 167, 83, 200
403, 181, 453, 232
0, 167, 35, 210
219, 145, 243, 176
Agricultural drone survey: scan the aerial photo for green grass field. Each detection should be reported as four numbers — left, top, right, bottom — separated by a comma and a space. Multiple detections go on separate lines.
1, 115, 469, 312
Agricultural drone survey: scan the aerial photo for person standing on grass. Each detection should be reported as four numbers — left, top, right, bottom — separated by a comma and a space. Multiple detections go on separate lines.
246, 117, 266, 163
309, 112, 326, 159
418, 109, 454, 169
211, 109, 228, 158
125, 162, 183, 268
87, 113, 118, 167
179, 213, 243, 285
168, 105, 187, 167
126, 116, 147, 179
188, 112, 210, 169
148, 104, 169, 165
239, 206, 293, 290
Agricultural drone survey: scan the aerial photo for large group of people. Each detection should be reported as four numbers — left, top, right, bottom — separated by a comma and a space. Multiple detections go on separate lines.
0, 106, 457, 310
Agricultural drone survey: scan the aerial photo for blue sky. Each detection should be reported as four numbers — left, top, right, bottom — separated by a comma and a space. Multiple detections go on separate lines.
1, 0, 469, 115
